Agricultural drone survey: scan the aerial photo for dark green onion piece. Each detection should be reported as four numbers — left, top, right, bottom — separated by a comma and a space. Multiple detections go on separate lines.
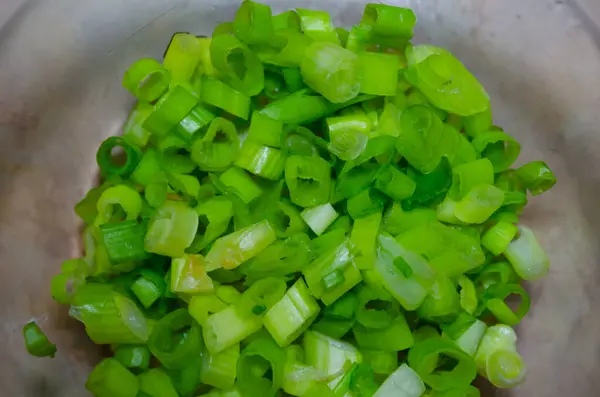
23, 321, 57, 358
138, 368, 179, 397
285, 155, 332, 208
122, 58, 171, 102
86, 358, 139, 397
148, 309, 202, 369
96, 137, 142, 177
131, 269, 166, 308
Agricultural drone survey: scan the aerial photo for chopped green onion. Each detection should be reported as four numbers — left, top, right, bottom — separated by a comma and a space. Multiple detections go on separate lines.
326, 116, 369, 161
382, 203, 437, 236
219, 167, 263, 204
481, 220, 518, 256
474, 324, 517, 375
477, 284, 531, 326
416, 275, 460, 322
514, 160, 556, 196
145, 201, 199, 257
350, 211, 382, 270
176, 104, 216, 142
454, 184, 505, 224
375, 165, 416, 201
114, 345, 151, 372
296, 8, 340, 44
148, 309, 202, 369
454, 319, 487, 357
163, 33, 202, 83
471, 129, 521, 173
100, 220, 147, 263
143, 85, 198, 136
200, 343, 240, 390
138, 368, 179, 397
122, 58, 171, 102
457, 275, 478, 315
131, 269, 165, 308
131, 149, 162, 186
188, 196, 234, 253
322, 269, 345, 289
205, 220, 277, 271
191, 117, 240, 171
285, 155, 332, 208
170, 254, 214, 294
301, 203, 339, 236
201, 76, 251, 119
86, 358, 139, 397
373, 363, 425, 397
235, 141, 286, 180
463, 107, 492, 137
408, 338, 477, 391
237, 334, 286, 397
361, 4, 416, 38
347, 188, 387, 220
362, 350, 398, 375
96, 136, 142, 177
355, 285, 399, 330
486, 349, 526, 388
71, 283, 150, 344
267, 200, 307, 238
357, 52, 399, 96
210, 34, 264, 96
188, 294, 228, 327
95, 184, 143, 226
23, 321, 57, 358
234, 0, 274, 45
504, 225, 550, 280
51, 258, 88, 304
247, 111, 285, 148
448, 159, 495, 200
264, 279, 320, 347
353, 314, 414, 352
301, 42, 360, 103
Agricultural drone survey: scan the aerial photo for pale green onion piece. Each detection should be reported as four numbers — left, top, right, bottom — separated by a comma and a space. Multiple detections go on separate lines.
455, 319, 487, 356
200, 343, 240, 390
454, 185, 505, 224
481, 220, 518, 256
203, 304, 263, 355
296, 8, 340, 44
144, 201, 199, 257
205, 220, 277, 271
170, 254, 214, 295
350, 211, 382, 270
95, 185, 142, 226
486, 349, 526, 388
263, 279, 320, 347
373, 364, 425, 397
504, 225, 550, 280
163, 33, 202, 82
301, 203, 339, 236
474, 324, 517, 375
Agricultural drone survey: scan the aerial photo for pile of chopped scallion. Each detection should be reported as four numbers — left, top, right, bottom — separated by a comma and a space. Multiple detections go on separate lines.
23, 2, 556, 397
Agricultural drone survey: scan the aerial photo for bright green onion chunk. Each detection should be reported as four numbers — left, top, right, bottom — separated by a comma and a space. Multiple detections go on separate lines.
205, 219, 277, 271
234, 140, 286, 180
428, 385, 481, 397
260, 30, 313, 67
94, 184, 142, 226
296, 8, 340, 44
374, 234, 435, 310
416, 275, 460, 322
303, 238, 362, 305
71, 283, 150, 344
357, 52, 399, 96
201, 76, 251, 120
100, 220, 147, 263
347, 188, 387, 220
382, 203, 437, 236
163, 32, 202, 83
453, 184, 505, 224
188, 294, 228, 327
237, 333, 286, 397
165, 357, 203, 397
23, 321, 57, 358
263, 278, 320, 347
457, 275, 478, 315
514, 160, 556, 196
486, 349, 527, 389
405, 45, 490, 116
114, 345, 151, 371
210, 34, 265, 96
408, 338, 477, 391
191, 117, 240, 171
148, 309, 202, 369
301, 203, 339, 236
448, 158, 494, 200
475, 261, 518, 290
362, 350, 398, 375
138, 368, 179, 397
373, 363, 425, 397
474, 324, 518, 375
282, 345, 318, 396
234, 0, 274, 45
144, 201, 198, 257
131, 269, 165, 309
504, 225, 550, 280
471, 129, 521, 172
86, 358, 139, 397
122, 58, 171, 102
266, 200, 307, 238
176, 104, 216, 142
375, 165, 417, 201
143, 85, 198, 136
285, 155, 332, 208
477, 284, 531, 326
353, 311, 414, 352
326, 114, 370, 160
96, 136, 142, 177
454, 318, 488, 357
273, 10, 302, 32
481, 220, 518, 256
170, 254, 214, 294
361, 4, 416, 38
188, 196, 234, 253
350, 210, 382, 270
200, 343, 240, 390
131, 149, 162, 186
300, 41, 360, 103
219, 167, 263, 204
247, 111, 285, 148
